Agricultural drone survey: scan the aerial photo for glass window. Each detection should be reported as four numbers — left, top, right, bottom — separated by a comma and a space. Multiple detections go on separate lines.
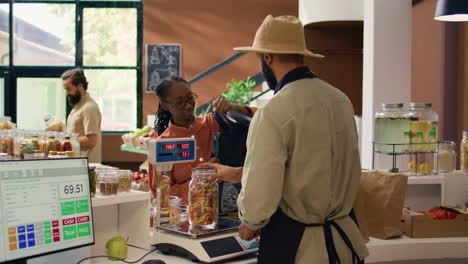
83, 8, 137, 67
17, 78, 66, 130
13, 3, 75, 66
0, 77, 4, 116
84, 70, 136, 131
0, 4, 9, 65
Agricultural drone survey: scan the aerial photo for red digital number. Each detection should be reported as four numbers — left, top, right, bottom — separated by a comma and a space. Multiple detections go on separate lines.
164, 144, 176, 150
182, 152, 190, 158
181, 144, 190, 149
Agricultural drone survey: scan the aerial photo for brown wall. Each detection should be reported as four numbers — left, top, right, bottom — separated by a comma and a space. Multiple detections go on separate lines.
103, 0, 298, 163
303, 22, 363, 115
457, 24, 468, 136
142, 0, 299, 120
412, 0, 459, 142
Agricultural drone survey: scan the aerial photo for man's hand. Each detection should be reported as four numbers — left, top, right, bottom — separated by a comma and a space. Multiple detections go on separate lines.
212, 96, 251, 115
197, 163, 243, 183
239, 224, 260, 241
212, 96, 234, 113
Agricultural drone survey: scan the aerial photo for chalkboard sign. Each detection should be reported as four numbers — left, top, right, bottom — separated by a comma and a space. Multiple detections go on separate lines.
146, 44, 182, 93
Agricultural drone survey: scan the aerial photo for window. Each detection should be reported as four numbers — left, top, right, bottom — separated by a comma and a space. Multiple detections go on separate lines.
0, 78, 4, 116
83, 8, 136, 67
13, 3, 75, 66
16, 78, 66, 130
0, 0, 142, 132
85, 70, 137, 131
0, 3, 8, 65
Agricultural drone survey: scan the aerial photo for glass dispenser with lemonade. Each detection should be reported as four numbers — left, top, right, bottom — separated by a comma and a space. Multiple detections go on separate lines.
374, 103, 410, 153
405, 103, 439, 175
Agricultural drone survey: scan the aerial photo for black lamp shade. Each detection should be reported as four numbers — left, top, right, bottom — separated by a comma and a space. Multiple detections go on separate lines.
435, 0, 468, 21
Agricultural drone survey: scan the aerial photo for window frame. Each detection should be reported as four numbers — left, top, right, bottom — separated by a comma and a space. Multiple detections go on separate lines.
0, 0, 143, 133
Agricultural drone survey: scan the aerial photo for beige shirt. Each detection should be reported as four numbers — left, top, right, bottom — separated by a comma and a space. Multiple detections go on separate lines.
66, 93, 102, 163
238, 78, 368, 263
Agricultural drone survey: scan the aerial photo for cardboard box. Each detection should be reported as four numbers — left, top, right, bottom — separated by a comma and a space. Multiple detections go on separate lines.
402, 208, 468, 238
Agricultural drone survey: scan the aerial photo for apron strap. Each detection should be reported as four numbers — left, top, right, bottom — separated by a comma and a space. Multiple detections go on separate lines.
305, 219, 361, 264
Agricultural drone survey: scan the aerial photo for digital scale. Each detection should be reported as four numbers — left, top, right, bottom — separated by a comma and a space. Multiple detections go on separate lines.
148, 138, 259, 263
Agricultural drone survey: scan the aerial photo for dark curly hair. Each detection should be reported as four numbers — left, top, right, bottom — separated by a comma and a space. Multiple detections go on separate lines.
154, 76, 189, 135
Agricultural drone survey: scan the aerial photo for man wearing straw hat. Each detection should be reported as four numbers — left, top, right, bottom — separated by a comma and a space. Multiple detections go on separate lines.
200, 15, 368, 263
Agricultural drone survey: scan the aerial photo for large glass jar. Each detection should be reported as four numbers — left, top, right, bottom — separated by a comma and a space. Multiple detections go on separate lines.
99, 171, 120, 196
374, 103, 410, 153
169, 196, 181, 225
461, 131, 468, 173
88, 166, 97, 197
189, 168, 219, 229
13, 130, 24, 159
159, 171, 171, 215
438, 141, 456, 173
71, 134, 81, 158
405, 103, 439, 152
117, 170, 132, 193
1, 130, 14, 156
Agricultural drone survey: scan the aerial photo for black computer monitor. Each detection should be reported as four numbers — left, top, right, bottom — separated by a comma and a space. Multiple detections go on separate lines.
0, 158, 95, 264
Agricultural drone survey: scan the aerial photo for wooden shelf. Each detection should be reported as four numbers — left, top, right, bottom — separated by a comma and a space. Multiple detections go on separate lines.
120, 144, 148, 155
92, 190, 150, 208
367, 236, 468, 263
407, 175, 445, 185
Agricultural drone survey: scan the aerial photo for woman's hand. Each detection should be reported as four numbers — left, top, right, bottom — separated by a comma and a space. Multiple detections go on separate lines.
197, 163, 243, 183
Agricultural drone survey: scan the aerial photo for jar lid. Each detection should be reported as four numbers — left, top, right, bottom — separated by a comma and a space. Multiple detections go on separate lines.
416, 132, 424, 136
439, 140, 455, 146
382, 103, 404, 109
404, 131, 411, 136
116, 170, 133, 177
99, 172, 119, 181
192, 167, 217, 175
429, 130, 437, 136
410, 103, 432, 110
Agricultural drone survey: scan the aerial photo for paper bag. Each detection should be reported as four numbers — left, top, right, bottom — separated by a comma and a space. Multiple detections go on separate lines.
353, 182, 370, 242
360, 170, 408, 239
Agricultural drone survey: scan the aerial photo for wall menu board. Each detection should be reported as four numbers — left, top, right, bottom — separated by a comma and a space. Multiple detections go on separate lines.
146, 44, 182, 93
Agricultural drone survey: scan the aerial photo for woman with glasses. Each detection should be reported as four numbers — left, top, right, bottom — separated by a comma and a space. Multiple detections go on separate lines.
148, 76, 255, 204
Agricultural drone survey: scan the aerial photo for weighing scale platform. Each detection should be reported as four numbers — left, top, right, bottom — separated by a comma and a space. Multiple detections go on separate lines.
153, 218, 259, 263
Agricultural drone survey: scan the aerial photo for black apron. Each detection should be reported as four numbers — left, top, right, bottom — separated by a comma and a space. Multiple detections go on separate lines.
258, 209, 363, 264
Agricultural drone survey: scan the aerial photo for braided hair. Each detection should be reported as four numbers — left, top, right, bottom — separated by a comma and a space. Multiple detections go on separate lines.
154, 76, 190, 135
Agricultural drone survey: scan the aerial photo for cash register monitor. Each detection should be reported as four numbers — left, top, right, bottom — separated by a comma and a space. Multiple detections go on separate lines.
0, 158, 94, 264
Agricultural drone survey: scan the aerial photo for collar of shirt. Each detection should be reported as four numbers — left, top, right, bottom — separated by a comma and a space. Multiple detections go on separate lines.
274, 66, 317, 94
164, 116, 204, 136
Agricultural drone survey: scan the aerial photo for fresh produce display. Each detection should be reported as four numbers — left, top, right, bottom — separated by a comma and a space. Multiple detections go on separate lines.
121, 125, 154, 149
189, 178, 219, 227
422, 208, 458, 220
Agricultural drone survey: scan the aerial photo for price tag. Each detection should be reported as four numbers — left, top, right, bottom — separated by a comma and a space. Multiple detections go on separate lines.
59, 182, 88, 199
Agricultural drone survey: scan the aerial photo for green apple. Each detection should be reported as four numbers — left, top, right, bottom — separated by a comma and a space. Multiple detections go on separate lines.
106, 236, 128, 261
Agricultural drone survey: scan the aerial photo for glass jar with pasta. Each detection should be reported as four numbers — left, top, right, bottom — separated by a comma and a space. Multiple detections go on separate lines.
159, 171, 171, 216
189, 168, 219, 229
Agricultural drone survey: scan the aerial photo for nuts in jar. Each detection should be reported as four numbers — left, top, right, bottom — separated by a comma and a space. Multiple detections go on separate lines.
98, 171, 120, 196
116, 170, 132, 193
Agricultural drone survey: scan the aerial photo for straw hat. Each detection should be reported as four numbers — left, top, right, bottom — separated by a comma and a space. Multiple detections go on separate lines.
234, 15, 324, 58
